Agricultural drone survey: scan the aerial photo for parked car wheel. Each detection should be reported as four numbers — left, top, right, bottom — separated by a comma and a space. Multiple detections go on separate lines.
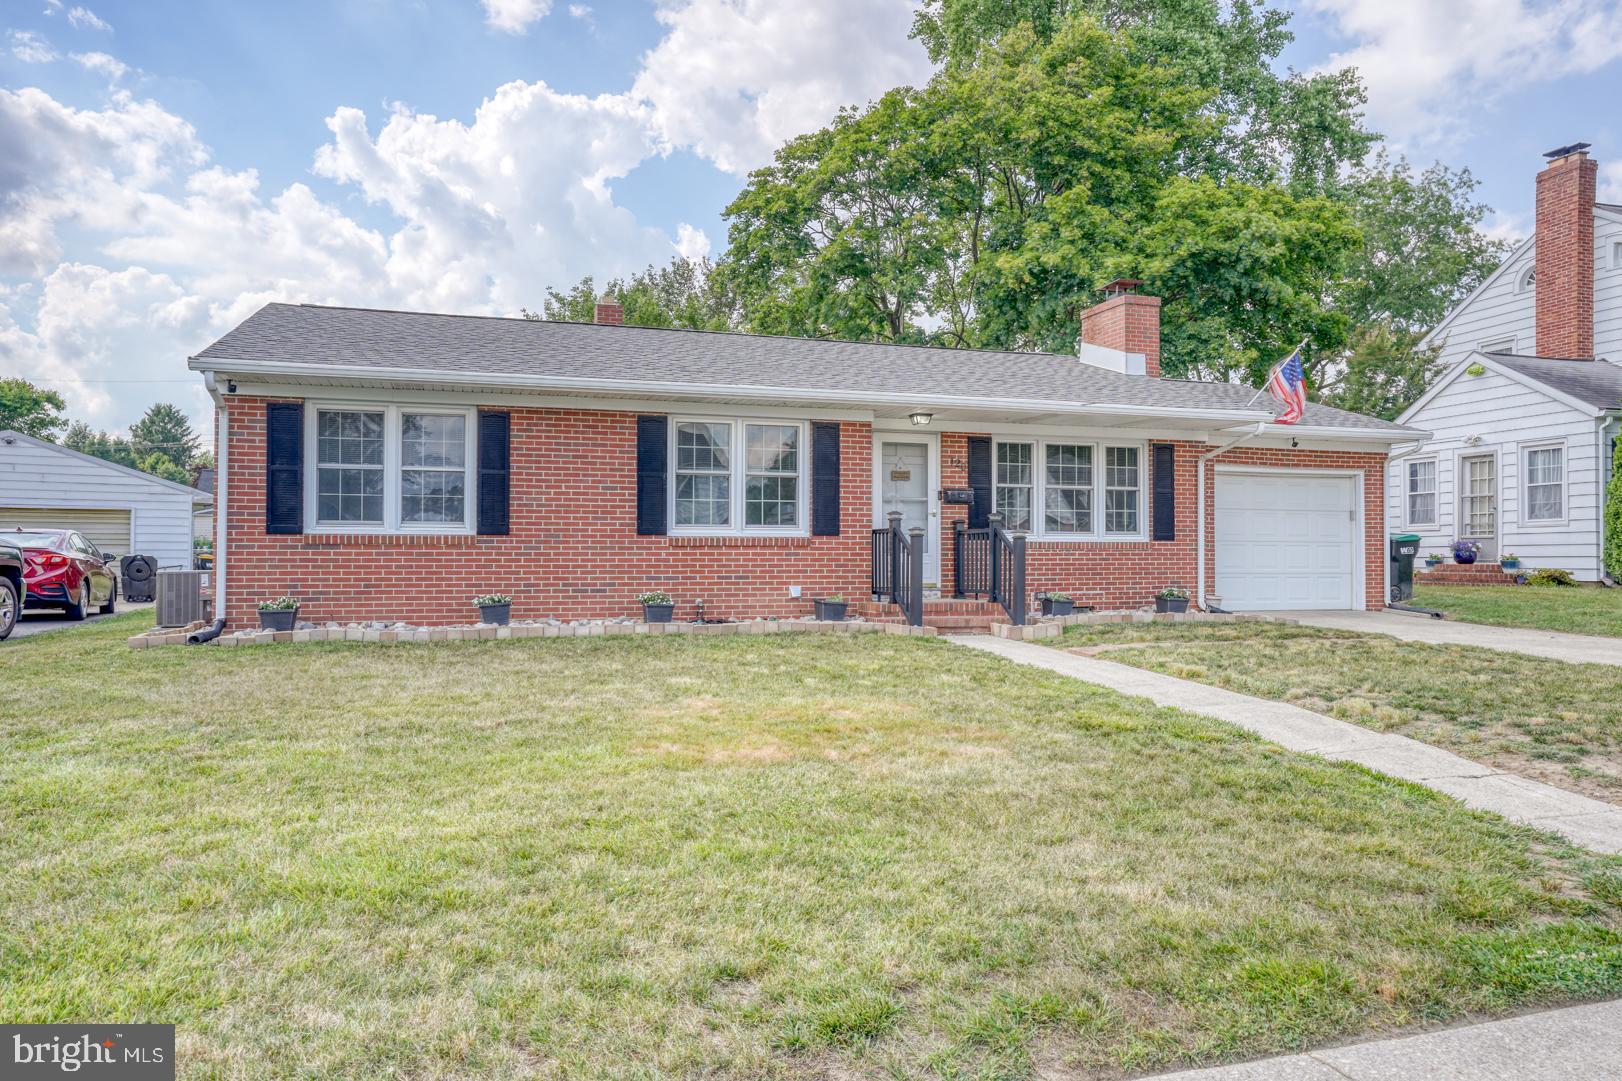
0, 579, 16, 640
99, 578, 117, 615
66, 581, 89, 621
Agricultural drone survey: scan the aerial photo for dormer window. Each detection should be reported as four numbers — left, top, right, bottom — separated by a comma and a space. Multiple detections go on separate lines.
1518, 265, 1536, 292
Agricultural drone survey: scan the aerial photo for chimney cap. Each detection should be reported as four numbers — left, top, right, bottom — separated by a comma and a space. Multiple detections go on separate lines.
1101, 278, 1143, 297
1543, 141, 1591, 161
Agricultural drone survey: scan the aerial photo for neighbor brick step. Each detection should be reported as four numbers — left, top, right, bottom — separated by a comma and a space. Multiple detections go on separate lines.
1418, 562, 1519, 586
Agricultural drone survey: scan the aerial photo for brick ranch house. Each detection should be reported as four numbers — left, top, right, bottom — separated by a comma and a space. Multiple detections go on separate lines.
190, 283, 1424, 629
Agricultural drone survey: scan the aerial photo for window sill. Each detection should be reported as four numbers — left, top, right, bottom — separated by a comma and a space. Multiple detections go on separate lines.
1026, 536, 1155, 549
298, 533, 485, 547
666, 535, 814, 548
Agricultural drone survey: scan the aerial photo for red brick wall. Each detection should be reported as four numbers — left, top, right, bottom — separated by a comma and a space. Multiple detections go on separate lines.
221, 397, 1387, 624
1080, 293, 1162, 377
1535, 150, 1597, 358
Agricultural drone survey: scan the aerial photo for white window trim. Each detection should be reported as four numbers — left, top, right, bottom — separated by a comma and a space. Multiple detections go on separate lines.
1404, 456, 1439, 529
1517, 265, 1536, 293
303, 402, 478, 535
668, 416, 810, 537
993, 438, 1148, 541
1478, 337, 1516, 354
1521, 439, 1568, 526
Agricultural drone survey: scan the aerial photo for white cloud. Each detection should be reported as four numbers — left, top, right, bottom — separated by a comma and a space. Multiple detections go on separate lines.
674, 222, 710, 261
480, 0, 551, 33
633, 0, 933, 174
71, 50, 128, 80
9, 29, 58, 63
1305, 1, 1622, 148
67, 5, 111, 31
568, 3, 592, 17
1600, 159, 1622, 204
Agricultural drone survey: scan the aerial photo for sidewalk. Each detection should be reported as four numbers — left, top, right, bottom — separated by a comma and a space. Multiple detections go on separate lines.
1146, 998, 1622, 1080
954, 635, 1622, 854
1278, 609, 1622, 668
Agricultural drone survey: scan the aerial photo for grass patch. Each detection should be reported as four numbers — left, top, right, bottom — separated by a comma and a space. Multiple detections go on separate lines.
1055, 621, 1622, 801
3, 613, 1621, 1079
1414, 585, 1622, 638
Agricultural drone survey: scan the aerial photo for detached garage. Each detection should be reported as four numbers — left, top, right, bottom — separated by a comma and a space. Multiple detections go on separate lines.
1213, 469, 1363, 611
0, 429, 211, 569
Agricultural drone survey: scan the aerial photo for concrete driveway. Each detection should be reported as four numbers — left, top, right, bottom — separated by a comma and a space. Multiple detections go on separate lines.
10, 600, 153, 640
1270, 608, 1622, 667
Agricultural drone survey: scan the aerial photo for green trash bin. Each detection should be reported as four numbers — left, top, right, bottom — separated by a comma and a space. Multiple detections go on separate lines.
1390, 533, 1421, 602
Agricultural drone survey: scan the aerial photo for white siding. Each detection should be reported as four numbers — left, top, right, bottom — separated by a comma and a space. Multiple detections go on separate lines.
1595, 210, 1622, 360
0, 438, 200, 569
1428, 248, 1537, 368
1388, 366, 1604, 579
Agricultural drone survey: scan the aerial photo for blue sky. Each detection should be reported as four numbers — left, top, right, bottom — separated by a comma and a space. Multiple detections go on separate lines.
3, 0, 1622, 432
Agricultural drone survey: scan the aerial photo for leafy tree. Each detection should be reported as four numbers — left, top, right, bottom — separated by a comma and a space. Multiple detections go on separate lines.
129, 403, 201, 472
1315, 323, 1443, 421
62, 420, 138, 468
137, 451, 192, 486
530, 257, 736, 331
0, 378, 67, 440
1605, 435, 1622, 582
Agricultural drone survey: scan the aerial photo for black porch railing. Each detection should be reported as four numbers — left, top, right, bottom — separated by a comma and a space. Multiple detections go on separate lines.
954, 513, 1027, 625
870, 511, 925, 626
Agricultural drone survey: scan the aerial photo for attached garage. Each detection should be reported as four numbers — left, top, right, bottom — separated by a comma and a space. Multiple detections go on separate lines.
1214, 470, 1361, 611
0, 430, 210, 570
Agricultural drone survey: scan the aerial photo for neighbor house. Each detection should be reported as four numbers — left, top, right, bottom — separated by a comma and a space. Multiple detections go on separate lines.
0, 429, 213, 570
1394, 144, 1622, 581
189, 283, 1420, 630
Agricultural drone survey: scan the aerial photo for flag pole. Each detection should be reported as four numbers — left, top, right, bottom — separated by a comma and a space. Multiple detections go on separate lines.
1243, 337, 1309, 409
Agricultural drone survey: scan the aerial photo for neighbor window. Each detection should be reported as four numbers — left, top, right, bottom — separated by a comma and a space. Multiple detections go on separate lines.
671, 418, 806, 533
995, 440, 1145, 539
1406, 458, 1437, 526
1524, 444, 1565, 521
309, 405, 475, 531
1479, 338, 1515, 354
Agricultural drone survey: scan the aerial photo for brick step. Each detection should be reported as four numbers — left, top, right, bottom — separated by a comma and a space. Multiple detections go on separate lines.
862, 600, 1005, 617
1418, 563, 1519, 586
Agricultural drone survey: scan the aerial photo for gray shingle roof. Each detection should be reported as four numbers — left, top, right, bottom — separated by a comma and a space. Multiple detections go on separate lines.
194, 303, 1411, 431
1486, 353, 1622, 411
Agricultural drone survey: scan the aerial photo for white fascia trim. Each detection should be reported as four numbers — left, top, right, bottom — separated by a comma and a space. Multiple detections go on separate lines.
1215, 422, 1424, 445
1419, 235, 1535, 350
189, 356, 1273, 425
1396, 356, 1479, 424
1414, 353, 1607, 421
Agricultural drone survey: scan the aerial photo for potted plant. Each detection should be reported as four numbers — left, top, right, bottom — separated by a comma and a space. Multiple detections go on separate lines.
1154, 586, 1191, 614
638, 590, 675, 623
472, 593, 512, 625
1499, 552, 1522, 571
1424, 552, 1446, 569
1040, 591, 1075, 617
256, 595, 300, 631
814, 593, 848, 621
1451, 539, 1481, 565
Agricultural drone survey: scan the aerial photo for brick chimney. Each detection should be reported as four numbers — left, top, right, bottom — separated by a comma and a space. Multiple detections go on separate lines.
593, 295, 624, 325
1535, 143, 1597, 358
1080, 278, 1161, 376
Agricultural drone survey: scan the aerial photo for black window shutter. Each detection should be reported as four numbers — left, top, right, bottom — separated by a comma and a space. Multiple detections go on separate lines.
1151, 442, 1176, 541
811, 422, 841, 536
477, 411, 511, 536
264, 402, 303, 535
967, 436, 992, 528
636, 414, 668, 535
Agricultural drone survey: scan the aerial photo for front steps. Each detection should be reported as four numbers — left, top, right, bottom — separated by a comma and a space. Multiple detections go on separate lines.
860, 597, 1008, 634
1417, 562, 1520, 586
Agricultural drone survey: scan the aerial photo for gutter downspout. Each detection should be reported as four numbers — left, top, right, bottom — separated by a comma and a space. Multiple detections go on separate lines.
1196, 423, 1266, 611
189, 372, 228, 644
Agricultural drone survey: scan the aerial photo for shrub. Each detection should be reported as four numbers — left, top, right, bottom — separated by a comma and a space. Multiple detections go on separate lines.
1525, 568, 1577, 588
637, 591, 673, 606
1157, 586, 1190, 600
256, 596, 299, 611
471, 593, 512, 606
1605, 436, 1622, 581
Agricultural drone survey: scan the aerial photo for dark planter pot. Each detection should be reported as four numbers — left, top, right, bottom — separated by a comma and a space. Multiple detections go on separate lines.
477, 603, 512, 625
643, 603, 675, 624
1454, 551, 1477, 565
1424, 559, 1443, 569
1155, 596, 1190, 614
1040, 596, 1074, 616
1500, 560, 1521, 571
814, 599, 848, 621
258, 608, 299, 632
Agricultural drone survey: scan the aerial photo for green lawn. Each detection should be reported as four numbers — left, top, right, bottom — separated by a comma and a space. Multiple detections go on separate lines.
1414, 585, 1622, 638
1052, 621, 1622, 802
4, 615, 1622, 1079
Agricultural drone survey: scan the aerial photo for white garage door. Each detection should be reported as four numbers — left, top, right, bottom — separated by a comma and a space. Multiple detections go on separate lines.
0, 507, 132, 556
1214, 473, 1358, 611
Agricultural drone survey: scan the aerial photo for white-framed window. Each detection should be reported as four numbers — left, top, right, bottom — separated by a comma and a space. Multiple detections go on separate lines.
1406, 458, 1438, 527
306, 404, 476, 533
1518, 265, 1536, 293
1613, 241, 1622, 268
670, 418, 807, 534
1523, 443, 1565, 522
1478, 337, 1515, 354
995, 439, 1147, 539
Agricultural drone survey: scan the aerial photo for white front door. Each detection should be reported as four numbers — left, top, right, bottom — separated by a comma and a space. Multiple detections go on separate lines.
876, 438, 939, 588
1459, 454, 1498, 561
1214, 471, 1358, 610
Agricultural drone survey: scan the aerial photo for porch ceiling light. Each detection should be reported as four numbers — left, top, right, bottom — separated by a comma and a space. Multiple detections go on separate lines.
908, 411, 934, 427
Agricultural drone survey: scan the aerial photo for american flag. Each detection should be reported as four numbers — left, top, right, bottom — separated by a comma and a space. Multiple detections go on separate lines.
1266, 345, 1308, 424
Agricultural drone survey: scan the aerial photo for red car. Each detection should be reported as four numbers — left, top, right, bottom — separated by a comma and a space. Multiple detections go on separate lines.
9, 528, 118, 620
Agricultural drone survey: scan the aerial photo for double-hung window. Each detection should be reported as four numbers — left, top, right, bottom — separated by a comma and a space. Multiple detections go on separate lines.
995, 439, 1145, 538
1524, 444, 1565, 522
1406, 458, 1437, 527
672, 418, 805, 533
308, 405, 475, 532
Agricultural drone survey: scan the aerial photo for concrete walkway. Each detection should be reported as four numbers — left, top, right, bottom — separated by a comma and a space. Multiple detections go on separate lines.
956, 635, 1622, 854
11, 600, 153, 640
1146, 998, 1622, 1080
1274, 608, 1622, 668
